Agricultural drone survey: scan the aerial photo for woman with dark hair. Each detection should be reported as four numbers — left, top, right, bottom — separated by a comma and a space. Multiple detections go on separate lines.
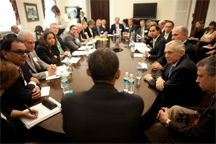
190, 21, 205, 40
36, 31, 60, 64
51, 5, 65, 36
0, 61, 39, 143
80, 21, 88, 41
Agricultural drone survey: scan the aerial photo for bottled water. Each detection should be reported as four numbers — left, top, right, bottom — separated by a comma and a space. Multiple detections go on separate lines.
133, 30, 135, 37
87, 37, 89, 42
123, 72, 129, 92
66, 58, 72, 73
142, 54, 146, 63
85, 45, 89, 56
131, 40, 135, 52
136, 34, 139, 42
93, 42, 96, 49
67, 51, 72, 59
128, 74, 134, 94
104, 32, 107, 38
136, 62, 142, 79
60, 70, 69, 94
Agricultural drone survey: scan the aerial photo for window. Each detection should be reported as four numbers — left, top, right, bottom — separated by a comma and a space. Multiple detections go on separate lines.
43, 0, 55, 29
0, 1, 18, 32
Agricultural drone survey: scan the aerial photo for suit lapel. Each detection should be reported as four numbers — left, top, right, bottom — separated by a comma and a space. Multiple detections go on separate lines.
26, 55, 36, 73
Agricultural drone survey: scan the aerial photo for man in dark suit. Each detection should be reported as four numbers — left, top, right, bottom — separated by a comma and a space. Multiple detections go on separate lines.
135, 20, 149, 38
144, 25, 166, 60
141, 40, 204, 133
0, 38, 41, 110
124, 18, 138, 36
110, 17, 125, 34
17, 30, 57, 80
92, 19, 103, 37
152, 26, 198, 71
10, 25, 20, 39
144, 55, 216, 143
102, 19, 109, 33
61, 48, 144, 143
85, 19, 96, 39
160, 21, 174, 42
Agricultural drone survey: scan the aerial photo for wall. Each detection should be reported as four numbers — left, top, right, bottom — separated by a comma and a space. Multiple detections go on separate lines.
204, 0, 216, 28
109, 0, 177, 27
17, 0, 44, 32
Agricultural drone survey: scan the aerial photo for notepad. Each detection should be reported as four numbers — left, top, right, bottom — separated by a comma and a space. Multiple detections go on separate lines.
78, 46, 93, 51
134, 53, 143, 58
20, 97, 61, 129
141, 63, 148, 70
61, 57, 81, 63
203, 45, 214, 49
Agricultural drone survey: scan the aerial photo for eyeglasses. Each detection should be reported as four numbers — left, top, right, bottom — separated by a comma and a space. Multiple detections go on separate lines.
7, 50, 30, 55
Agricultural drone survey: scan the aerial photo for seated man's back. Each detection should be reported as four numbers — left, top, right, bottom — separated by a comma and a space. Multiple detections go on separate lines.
61, 48, 144, 143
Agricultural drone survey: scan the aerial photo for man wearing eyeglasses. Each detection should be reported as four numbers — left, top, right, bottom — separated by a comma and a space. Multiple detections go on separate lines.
0, 38, 41, 110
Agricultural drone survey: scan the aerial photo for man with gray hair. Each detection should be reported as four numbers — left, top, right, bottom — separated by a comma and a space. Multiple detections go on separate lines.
135, 20, 149, 38
152, 26, 198, 71
158, 20, 165, 32
142, 40, 204, 131
10, 25, 20, 38
144, 55, 216, 143
17, 30, 57, 80
92, 19, 103, 37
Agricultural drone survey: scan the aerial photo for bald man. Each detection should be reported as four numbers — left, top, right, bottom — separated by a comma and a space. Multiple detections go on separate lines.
158, 20, 165, 33
10, 25, 20, 38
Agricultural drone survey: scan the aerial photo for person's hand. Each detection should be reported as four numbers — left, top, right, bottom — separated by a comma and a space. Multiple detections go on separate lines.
22, 109, 39, 118
63, 51, 68, 56
30, 77, 40, 84
83, 41, 88, 45
47, 65, 57, 76
144, 74, 153, 82
146, 44, 152, 49
207, 44, 212, 47
138, 35, 141, 38
156, 77, 165, 91
94, 36, 100, 39
32, 88, 41, 100
89, 37, 93, 41
206, 49, 215, 55
74, 33, 77, 39
158, 107, 169, 123
152, 62, 163, 71
54, 55, 58, 58
145, 51, 149, 57
156, 107, 169, 119
190, 36, 194, 39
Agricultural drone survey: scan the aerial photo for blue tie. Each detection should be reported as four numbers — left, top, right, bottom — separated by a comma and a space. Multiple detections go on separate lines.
168, 65, 175, 78
97, 27, 100, 35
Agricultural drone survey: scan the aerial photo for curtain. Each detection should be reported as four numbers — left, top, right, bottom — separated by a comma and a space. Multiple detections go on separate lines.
41, 0, 45, 18
10, 0, 21, 25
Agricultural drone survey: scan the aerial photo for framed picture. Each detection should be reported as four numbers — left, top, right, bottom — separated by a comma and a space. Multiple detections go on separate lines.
24, 3, 39, 22
65, 6, 78, 19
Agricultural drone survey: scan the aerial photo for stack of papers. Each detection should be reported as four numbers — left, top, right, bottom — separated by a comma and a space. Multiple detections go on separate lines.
46, 66, 66, 80
72, 49, 96, 56
20, 97, 61, 129
61, 57, 81, 63
141, 63, 148, 70
129, 43, 150, 53
78, 46, 93, 51
203, 45, 214, 49
134, 53, 143, 58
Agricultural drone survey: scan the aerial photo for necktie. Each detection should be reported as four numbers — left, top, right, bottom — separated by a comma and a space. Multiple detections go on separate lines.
141, 28, 144, 37
57, 40, 64, 55
28, 54, 34, 68
18, 67, 23, 78
168, 65, 175, 78
129, 26, 131, 34
164, 33, 167, 39
153, 40, 156, 49
97, 27, 100, 35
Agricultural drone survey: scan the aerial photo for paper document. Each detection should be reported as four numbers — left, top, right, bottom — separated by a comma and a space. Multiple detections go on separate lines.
136, 47, 150, 53
134, 53, 143, 58
123, 34, 129, 37
45, 66, 66, 80
108, 34, 113, 37
72, 49, 96, 56
78, 46, 93, 51
203, 46, 214, 49
61, 57, 81, 63
141, 63, 148, 70
41, 86, 50, 97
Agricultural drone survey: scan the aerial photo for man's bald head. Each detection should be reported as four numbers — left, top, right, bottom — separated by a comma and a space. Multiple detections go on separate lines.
77, 23, 82, 33
172, 26, 188, 42
158, 20, 165, 30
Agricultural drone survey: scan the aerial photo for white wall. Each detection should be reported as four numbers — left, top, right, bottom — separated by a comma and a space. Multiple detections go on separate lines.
16, 0, 44, 32
109, 0, 177, 27
204, 0, 216, 28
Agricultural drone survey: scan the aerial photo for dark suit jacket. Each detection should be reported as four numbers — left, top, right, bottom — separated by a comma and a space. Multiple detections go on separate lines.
110, 23, 125, 34
36, 44, 60, 64
148, 35, 166, 60
160, 31, 172, 42
125, 24, 138, 35
157, 40, 198, 66
149, 55, 204, 108
102, 25, 109, 33
9, 34, 17, 39
92, 25, 103, 36
169, 94, 216, 143
77, 16, 87, 24
85, 27, 93, 38
56, 36, 67, 51
61, 83, 144, 143
0, 62, 38, 110
135, 26, 149, 36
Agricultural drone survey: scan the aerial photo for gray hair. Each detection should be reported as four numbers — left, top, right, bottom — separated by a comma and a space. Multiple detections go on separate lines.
146, 20, 152, 24
17, 30, 35, 42
197, 55, 216, 76
165, 40, 185, 53
179, 26, 188, 35
159, 20, 165, 25
149, 21, 157, 27
140, 20, 145, 24
88, 19, 95, 25
96, 19, 101, 24
76, 23, 82, 28
50, 23, 58, 28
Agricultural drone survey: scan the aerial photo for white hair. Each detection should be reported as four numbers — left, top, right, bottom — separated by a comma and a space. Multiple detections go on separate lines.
166, 40, 185, 53
17, 30, 35, 42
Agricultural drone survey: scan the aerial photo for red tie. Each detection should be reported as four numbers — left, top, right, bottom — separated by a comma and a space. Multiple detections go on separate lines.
28, 54, 34, 68
19, 67, 23, 78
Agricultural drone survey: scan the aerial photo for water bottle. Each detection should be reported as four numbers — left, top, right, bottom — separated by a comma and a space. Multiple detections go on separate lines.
131, 40, 135, 52
128, 74, 134, 94
66, 58, 72, 73
130, 35, 133, 42
59, 70, 64, 88
133, 30, 135, 37
87, 37, 89, 42
123, 72, 129, 92
85, 45, 89, 56
104, 32, 107, 38
136, 34, 139, 42
67, 51, 72, 59
136, 62, 142, 79
93, 41, 96, 49
142, 54, 146, 63
61, 72, 69, 94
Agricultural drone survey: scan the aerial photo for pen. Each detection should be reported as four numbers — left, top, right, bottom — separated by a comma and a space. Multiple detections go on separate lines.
24, 104, 37, 118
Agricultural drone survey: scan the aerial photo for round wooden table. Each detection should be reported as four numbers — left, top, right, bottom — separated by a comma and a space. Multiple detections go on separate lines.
35, 36, 158, 134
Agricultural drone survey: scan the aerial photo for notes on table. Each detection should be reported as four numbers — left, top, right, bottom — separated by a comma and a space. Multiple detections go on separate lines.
134, 53, 143, 58
203, 45, 214, 49
72, 49, 96, 56
108, 34, 113, 37
46, 66, 66, 80
78, 46, 93, 51
41, 86, 50, 97
61, 57, 81, 63
129, 42, 150, 53
141, 63, 148, 70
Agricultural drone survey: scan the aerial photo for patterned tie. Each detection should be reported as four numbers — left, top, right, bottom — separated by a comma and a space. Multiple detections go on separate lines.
97, 27, 100, 35
18, 67, 23, 78
57, 40, 64, 55
164, 33, 167, 39
28, 54, 34, 68
168, 65, 175, 78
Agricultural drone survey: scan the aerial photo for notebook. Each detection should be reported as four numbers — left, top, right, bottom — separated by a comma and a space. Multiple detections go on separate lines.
20, 97, 61, 129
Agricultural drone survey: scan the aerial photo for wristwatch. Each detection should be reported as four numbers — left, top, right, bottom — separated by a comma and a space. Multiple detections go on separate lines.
165, 119, 171, 127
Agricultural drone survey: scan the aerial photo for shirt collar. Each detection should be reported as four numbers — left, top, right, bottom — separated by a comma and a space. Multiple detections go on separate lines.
173, 59, 180, 67
14, 64, 20, 70
153, 34, 160, 42
183, 40, 187, 44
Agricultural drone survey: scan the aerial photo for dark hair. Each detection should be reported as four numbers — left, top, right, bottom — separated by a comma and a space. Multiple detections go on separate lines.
194, 21, 204, 33
206, 21, 216, 34
1, 38, 23, 59
39, 31, 57, 48
35, 25, 43, 32
197, 55, 216, 76
166, 21, 174, 27
0, 61, 19, 90
88, 48, 119, 82
88, 19, 95, 25
69, 25, 76, 30
150, 24, 160, 31
51, 5, 60, 13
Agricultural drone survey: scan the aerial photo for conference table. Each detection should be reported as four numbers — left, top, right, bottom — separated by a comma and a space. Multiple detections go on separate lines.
33, 36, 158, 134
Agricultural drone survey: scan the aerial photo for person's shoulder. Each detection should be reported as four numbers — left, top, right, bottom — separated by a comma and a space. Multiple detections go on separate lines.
119, 92, 144, 103
61, 91, 86, 103
36, 44, 47, 50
